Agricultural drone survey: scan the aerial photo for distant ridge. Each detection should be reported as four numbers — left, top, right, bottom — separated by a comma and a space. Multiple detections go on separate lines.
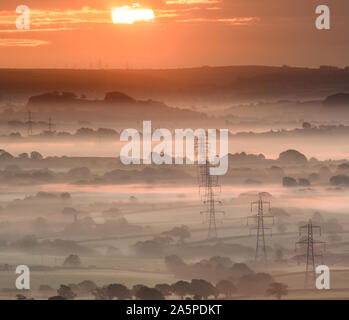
26, 91, 206, 121
2, 66, 349, 104
323, 93, 349, 107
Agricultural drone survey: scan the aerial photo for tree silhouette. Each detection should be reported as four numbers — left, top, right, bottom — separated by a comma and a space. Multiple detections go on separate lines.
216, 280, 237, 298
30, 151, 43, 160
265, 282, 288, 300
106, 284, 131, 300
135, 286, 164, 300
171, 280, 191, 299
230, 263, 253, 280
302, 122, 311, 129
190, 279, 217, 299
132, 284, 147, 297
48, 296, 66, 300
92, 287, 108, 300
78, 280, 97, 294
163, 225, 191, 244
57, 285, 76, 300
237, 273, 273, 296
155, 284, 172, 298
62, 207, 78, 223
63, 254, 81, 267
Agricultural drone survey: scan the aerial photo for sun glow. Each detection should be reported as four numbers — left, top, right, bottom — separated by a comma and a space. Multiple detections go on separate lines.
112, 3, 154, 24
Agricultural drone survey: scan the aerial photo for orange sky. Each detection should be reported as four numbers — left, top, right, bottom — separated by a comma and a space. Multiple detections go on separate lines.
0, 0, 348, 68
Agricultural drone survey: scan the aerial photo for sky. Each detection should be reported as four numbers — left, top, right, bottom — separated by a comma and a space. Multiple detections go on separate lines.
0, 0, 348, 68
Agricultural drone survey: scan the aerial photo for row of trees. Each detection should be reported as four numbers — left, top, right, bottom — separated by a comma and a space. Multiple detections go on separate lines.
46, 278, 288, 300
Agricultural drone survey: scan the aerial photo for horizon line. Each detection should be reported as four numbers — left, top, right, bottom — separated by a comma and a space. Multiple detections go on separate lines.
0, 64, 347, 72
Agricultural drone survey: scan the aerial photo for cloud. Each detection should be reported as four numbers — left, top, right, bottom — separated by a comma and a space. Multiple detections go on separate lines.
166, 0, 221, 4
175, 17, 259, 25
0, 38, 49, 47
0, 7, 110, 33
0, 4, 260, 31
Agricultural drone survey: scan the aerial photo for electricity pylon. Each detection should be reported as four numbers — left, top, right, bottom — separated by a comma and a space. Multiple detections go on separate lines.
295, 219, 325, 288
26, 110, 33, 136
196, 138, 224, 239
48, 117, 53, 133
247, 194, 274, 262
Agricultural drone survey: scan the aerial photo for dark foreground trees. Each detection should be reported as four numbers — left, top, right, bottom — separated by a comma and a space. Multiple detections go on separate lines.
135, 287, 164, 300
216, 280, 237, 298
265, 282, 288, 300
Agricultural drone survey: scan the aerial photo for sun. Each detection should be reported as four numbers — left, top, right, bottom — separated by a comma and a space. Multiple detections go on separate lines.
112, 3, 155, 24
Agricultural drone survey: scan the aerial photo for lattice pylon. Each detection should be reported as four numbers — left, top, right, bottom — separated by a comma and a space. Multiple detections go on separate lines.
195, 137, 224, 239
295, 219, 326, 288
247, 194, 274, 262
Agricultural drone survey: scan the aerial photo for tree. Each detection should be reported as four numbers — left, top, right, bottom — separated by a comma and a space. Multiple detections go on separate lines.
155, 284, 172, 298
230, 263, 253, 280
30, 151, 43, 160
282, 177, 298, 187
164, 255, 187, 275
57, 285, 76, 300
265, 282, 288, 300
132, 284, 147, 297
18, 152, 29, 159
237, 273, 273, 296
190, 279, 217, 299
302, 122, 311, 129
78, 280, 97, 294
209, 256, 233, 268
171, 280, 191, 299
133, 239, 164, 256
278, 150, 307, 163
17, 235, 38, 249
92, 287, 108, 300
48, 296, 66, 300
330, 174, 349, 186
163, 225, 191, 244
0, 150, 13, 160
298, 178, 310, 187
135, 286, 164, 300
62, 207, 78, 223
68, 167, 91, 180
216, 280, 236, 298
63, 254, 81, 267
106, 284, 131, 300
